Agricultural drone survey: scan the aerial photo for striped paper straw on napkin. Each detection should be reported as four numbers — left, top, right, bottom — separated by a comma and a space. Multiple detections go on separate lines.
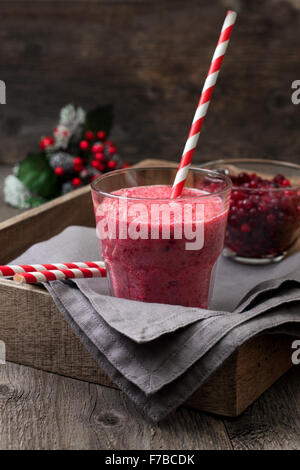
0, 261, 105, 277
14, 266, 107, 284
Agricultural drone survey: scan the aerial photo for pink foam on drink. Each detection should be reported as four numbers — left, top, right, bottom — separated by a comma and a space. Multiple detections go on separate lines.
96, 185, 228, 308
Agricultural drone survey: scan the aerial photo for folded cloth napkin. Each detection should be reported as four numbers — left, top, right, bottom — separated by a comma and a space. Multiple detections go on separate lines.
12, 226, 300, 421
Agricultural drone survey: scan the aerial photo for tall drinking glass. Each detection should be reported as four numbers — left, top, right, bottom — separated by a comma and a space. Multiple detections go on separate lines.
91, 166, 231, 308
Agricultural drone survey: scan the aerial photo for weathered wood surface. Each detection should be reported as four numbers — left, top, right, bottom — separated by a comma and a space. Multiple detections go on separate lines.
1, 0, 300, 166
224, 366, 300, 450
0, 361, 233, 450
0, 361, 300, 450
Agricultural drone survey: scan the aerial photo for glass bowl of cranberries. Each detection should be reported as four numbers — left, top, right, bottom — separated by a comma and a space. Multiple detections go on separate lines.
203, 159, 300, 264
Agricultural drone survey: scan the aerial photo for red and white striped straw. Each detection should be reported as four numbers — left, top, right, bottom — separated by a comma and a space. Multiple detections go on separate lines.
0, 261, 105, 277
14, 266, 107, 285
171, 10, 237, 198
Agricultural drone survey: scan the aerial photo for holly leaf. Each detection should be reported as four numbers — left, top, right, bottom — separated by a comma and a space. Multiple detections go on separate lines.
83, 104, 114, 136
17, 152, 60, 199
25, 196, 46, 208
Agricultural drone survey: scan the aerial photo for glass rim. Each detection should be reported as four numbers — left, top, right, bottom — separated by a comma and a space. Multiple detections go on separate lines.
203, 158, 300, 192
90, 165, 232, 201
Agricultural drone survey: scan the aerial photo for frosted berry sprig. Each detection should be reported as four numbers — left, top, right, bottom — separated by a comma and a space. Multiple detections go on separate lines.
50, 129, 129, 193
3, 103, 130, 209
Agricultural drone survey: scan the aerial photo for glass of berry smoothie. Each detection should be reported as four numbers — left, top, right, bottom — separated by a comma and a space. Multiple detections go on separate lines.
91, 166, 231, 308
203, 159, 300, 264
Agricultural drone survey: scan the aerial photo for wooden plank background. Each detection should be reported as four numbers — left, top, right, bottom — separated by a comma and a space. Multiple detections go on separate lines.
1, 0, 300, 166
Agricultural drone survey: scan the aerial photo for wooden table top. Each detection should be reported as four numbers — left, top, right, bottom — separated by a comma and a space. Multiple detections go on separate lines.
0, 165, 300, 450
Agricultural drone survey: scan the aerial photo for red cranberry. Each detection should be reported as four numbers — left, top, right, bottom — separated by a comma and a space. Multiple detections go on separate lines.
250, 195, 260, 204
79, 140, 89, 151
85, 130, 94, 141
91, 160, 100, 169
242, 199, 253, 210
274, 174, 285, 184
241, 223, 251, 233
232, 190, 244, 201
229, 214, 238, 227
92, 143, 104, 153
97, 162, 106, 171
237, 207, 246, 217
54, 166, 64, 176
40, 136, 54, 151
73, 157, 83, 172
97, 131, 106, 140
258, 202, 267, 213
280, 197, 291, 211
108, 146, 116, 156
266, 213, 276, 224
107, 160, 117, 170
95, 152, 105, 162
237, 172, 250, 184
249, 207, 257, 217
72, 177, 81, 187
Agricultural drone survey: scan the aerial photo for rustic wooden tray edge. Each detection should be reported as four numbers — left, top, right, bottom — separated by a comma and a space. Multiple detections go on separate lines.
0, 276, 294, 416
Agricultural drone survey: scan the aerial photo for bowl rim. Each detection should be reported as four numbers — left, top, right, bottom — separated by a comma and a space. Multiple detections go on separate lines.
202, 158, 300, 192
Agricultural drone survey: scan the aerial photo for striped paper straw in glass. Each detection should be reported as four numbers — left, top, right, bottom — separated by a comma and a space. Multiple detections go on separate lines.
171, 10, 237, 198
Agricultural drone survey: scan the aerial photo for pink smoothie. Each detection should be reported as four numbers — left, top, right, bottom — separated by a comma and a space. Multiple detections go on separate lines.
96, 185, 228, 308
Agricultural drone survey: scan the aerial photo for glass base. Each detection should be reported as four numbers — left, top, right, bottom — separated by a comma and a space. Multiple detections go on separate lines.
222, 247, 287, 265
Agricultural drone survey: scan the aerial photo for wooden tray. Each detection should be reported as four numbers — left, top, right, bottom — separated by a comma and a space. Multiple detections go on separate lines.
0, 159, 295, 417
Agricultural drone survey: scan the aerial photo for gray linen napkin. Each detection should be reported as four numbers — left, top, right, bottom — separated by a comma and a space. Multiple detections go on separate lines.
12, 226, 300, 421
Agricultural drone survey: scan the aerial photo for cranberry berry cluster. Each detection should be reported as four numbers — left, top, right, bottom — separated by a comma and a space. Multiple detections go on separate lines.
40, 130, 129, 195
225, 172, 300, 258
